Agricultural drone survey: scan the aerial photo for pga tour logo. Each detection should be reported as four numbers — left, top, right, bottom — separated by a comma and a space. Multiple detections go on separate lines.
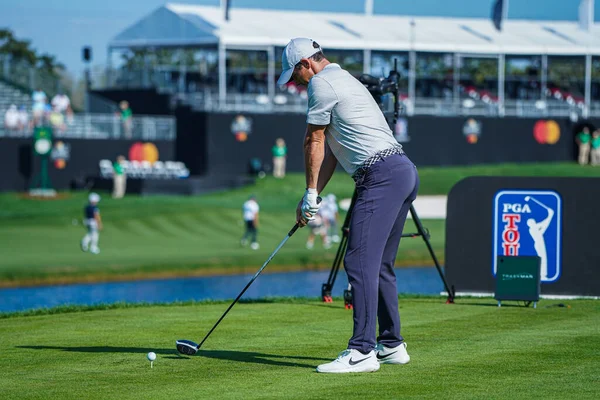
493, 190, 562, 282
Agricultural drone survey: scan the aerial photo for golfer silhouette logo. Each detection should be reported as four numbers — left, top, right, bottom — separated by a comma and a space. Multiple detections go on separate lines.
493, 190, 562, 282
524, 196, 554, 280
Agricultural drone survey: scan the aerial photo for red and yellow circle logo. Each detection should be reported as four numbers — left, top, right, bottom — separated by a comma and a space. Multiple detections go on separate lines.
533, 120, 560, 144
129, 142, 159, 162
231, 115, 252, 143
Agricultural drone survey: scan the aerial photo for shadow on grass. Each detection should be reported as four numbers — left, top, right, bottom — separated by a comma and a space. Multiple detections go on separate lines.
16, 346, 328, 368
452, 302, 534, 308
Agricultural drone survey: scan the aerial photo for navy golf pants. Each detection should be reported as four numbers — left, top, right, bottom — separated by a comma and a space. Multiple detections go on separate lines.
345, 153, 419, 353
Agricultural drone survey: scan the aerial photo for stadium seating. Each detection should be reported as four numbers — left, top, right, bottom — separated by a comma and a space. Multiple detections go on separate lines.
0, 80, 32, 112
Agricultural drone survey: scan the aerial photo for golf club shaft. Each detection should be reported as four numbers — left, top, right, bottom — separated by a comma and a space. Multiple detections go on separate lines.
529, 196, 551, 211
197, 223, 300, 349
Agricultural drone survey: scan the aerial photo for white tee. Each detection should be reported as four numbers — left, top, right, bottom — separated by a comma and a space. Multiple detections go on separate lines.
306, 63, 400, 175
243, 199, 259, 221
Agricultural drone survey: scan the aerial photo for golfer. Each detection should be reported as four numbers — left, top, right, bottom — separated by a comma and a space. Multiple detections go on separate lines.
241, 195, 260, 250
279, 38, 419, 373
81, 192, 103, 255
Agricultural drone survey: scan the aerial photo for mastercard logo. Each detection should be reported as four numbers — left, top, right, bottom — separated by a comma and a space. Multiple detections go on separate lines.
129, 142, 159, 163
533, 120, 560, 145
54, 159, 66, 169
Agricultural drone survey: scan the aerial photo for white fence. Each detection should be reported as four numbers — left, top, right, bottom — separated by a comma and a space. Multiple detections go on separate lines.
0, 113, 176, 140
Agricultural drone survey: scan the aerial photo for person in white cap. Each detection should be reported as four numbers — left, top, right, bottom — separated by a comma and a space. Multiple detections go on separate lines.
322, 193, 339, 244
281, 38, 419, 373
81, 192, 103, 254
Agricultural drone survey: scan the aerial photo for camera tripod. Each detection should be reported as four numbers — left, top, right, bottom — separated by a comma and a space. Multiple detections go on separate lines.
321, 189, 455, 307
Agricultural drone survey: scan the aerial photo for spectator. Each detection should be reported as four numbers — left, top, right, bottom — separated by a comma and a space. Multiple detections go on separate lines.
43, 103, 52, 126
49, 106, 66, 133
112, 155, 127, 199
17, 105, 29, 134
591, 130, 600, 166
272, 138, 287, 178
4, 104, 19, 134
51, 91, 71, 114
32, 88, 47, 126
576, 127, 591, 165
119, 101, 133, 138
306, 210, 331, 250
241, 195, 260, 250
323, 193, 340, 244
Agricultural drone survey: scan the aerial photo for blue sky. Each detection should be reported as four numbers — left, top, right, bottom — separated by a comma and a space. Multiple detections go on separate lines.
0, 0, 593, 78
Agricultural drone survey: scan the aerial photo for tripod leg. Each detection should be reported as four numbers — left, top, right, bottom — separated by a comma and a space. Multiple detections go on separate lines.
343, 283, 353, 309
409, 205, 455, 303
322, 189, 357, 302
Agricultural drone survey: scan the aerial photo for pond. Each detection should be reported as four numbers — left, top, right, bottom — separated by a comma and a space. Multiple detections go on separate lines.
0, 267, 444, 313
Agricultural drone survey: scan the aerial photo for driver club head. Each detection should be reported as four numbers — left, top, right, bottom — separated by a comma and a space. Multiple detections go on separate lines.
176, 340, 199, 355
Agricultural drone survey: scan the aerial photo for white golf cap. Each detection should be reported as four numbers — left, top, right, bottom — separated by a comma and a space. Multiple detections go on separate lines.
89, 192, 101, 203
277, 38, 322, 85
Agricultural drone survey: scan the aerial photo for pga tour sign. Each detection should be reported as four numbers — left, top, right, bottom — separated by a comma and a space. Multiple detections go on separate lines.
493, 190, 562, 283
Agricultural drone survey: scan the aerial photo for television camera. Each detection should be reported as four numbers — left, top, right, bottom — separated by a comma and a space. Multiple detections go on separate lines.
358, 58, 403, 129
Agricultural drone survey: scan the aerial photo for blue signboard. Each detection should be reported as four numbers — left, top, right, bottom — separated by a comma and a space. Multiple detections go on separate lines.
493, 190, 562, 283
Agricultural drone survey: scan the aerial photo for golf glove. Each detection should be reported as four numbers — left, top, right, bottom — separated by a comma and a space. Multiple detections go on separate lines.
301, 188, 320, 221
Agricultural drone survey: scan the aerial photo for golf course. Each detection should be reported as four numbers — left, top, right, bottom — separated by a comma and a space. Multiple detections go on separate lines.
0, 162, 598, 287
0, 298, 598, 399
1, 162, 600, 399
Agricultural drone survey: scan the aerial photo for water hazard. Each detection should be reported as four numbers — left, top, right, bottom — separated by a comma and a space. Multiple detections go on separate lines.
0, 267, 443, 313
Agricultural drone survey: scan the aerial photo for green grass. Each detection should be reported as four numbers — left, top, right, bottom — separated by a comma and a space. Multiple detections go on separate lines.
0, 162, 597, 286
0, 298, 598, 399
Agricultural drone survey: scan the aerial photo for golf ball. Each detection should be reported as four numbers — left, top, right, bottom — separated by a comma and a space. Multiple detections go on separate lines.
147, 352, 156, 361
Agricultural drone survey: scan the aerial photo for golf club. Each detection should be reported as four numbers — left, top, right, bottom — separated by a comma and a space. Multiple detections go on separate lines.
176, 222, 301, 356
525, 196, 551, 211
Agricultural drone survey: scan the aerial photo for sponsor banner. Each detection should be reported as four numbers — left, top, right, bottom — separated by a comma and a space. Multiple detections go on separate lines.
393, 117, 410, 143
231, 115, 252, 142
51, 141, 71, 170
493, 190, 562, 283
463, 118, 482, 144
533, 120, 561, 144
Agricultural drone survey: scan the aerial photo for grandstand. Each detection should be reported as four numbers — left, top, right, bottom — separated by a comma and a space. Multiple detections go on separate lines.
0, 81, 32, 112
101, 2, 600, 117
0, 79, 175, 140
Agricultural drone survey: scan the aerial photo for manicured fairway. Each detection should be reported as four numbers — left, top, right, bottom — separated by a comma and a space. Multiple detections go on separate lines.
0, 162, 597, 286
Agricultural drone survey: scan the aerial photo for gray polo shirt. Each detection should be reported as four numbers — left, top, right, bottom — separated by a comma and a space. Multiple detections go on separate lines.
306, 63, 401, 175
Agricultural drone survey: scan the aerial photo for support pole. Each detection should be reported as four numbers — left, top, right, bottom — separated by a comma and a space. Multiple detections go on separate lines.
363, 49, 371, 75
218, 42, 227, 106
267, 46, 275, 105
106, 46, 112, 88
498, 54, 505, 117
585, 54, 592, 118
541, 54, 548, 101
453, 53, 461, 111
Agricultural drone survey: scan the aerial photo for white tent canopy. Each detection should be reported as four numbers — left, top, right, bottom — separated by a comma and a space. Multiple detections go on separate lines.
110, 2, 600, 55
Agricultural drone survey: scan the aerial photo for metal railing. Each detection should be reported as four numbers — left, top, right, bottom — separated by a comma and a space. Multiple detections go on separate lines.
407, 98, 589, 118
0, 56, 62, 100
182, 90, 308, 113
179, 91, 599, 118
0, 113, 176, 140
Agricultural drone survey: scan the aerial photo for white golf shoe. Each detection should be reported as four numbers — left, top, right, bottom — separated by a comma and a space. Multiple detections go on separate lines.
316, 349, 380, 373
375, 342, 410, 364
250, 242, 259, 250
